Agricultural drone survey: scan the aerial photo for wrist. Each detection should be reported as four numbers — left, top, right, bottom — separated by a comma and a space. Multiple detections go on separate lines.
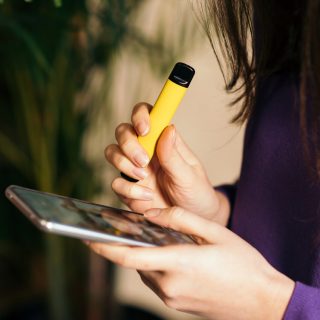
259, 267, 295, 320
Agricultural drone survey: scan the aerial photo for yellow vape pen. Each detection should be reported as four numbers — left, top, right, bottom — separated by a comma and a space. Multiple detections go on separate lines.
122, 62, 195, 182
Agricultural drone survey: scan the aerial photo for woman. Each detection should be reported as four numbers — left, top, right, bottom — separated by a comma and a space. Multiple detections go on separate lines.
88, 1, 320, 318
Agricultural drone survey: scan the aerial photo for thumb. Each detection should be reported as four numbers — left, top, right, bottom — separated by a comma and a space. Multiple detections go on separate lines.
144, 206, 231, 244
156, 125, 194, 183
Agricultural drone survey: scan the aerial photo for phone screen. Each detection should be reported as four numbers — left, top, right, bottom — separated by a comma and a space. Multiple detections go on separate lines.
7, 186, 194, 246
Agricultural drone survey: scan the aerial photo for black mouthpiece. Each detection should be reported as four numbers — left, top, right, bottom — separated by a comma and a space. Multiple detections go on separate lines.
168, 62, 195, 88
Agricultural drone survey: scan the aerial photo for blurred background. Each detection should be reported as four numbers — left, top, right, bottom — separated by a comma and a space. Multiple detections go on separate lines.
0, 0, 244, 319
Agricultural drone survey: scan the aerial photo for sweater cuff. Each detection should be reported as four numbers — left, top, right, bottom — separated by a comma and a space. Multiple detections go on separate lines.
284, 282, 320, 319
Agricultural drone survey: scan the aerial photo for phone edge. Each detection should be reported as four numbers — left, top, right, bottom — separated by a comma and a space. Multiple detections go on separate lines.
5, 185, 156, 247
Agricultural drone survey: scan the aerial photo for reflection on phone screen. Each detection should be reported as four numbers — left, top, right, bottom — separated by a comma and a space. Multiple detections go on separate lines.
12, 187, 194, 246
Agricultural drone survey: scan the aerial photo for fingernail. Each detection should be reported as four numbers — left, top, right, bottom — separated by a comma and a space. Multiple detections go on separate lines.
133, 152, 149, 167
144, 208, 161, 217
137, 121, 149, 136
132, 167, 148, 180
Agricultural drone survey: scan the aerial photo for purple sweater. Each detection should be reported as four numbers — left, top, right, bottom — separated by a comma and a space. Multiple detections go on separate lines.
218, 73, 320, 319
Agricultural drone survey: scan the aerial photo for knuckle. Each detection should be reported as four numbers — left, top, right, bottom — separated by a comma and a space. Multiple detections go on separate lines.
117, 156, 127, 170
111, 179, 121, 193
105, 145, 129, 170
115, 123, 130, 138
132, 102, 143, 115
121, 139, 134, 151
104, 144, 116, 161
132, 103, 152, 121
133, 102, 151, 113
128, 183, 136, 197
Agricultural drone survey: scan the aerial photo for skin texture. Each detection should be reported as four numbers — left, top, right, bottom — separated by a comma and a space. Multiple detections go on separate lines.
95, 102, 295, 318
105, 102, 230, 226
88, 207, 295, 319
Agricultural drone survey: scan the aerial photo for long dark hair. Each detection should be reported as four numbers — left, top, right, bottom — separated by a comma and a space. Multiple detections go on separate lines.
197, 0, 320, 172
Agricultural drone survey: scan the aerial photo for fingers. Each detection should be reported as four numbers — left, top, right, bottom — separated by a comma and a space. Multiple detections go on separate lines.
144, 207, 231, 244
131, 102, 153, 136
156, 126, 194, 184
105, 144, 149, 181
106, 103, 152, 173
175, 132, 203, 167
157, 125, 201, 168
111, 177, 154, 201
105, 102, 156, 201
88, 242, 177, 271
115, 123, 149, 168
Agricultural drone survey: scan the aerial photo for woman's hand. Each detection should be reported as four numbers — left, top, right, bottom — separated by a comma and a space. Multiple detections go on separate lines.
105, 102, 230, 225
88, 207, 294, 320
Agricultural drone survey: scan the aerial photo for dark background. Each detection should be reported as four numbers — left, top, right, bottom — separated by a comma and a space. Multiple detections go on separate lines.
0, 1, 199, 319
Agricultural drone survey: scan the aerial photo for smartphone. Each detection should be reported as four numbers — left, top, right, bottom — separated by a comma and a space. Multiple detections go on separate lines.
5, 185, 195, 247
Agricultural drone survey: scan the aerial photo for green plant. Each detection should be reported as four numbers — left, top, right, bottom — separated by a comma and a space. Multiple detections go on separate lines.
0, 1, 201, 319
0, 0, 62, 7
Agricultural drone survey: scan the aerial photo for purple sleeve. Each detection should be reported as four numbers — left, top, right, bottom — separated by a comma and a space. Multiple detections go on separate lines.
214, 183, 238, 229
284, 282, 320, 319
